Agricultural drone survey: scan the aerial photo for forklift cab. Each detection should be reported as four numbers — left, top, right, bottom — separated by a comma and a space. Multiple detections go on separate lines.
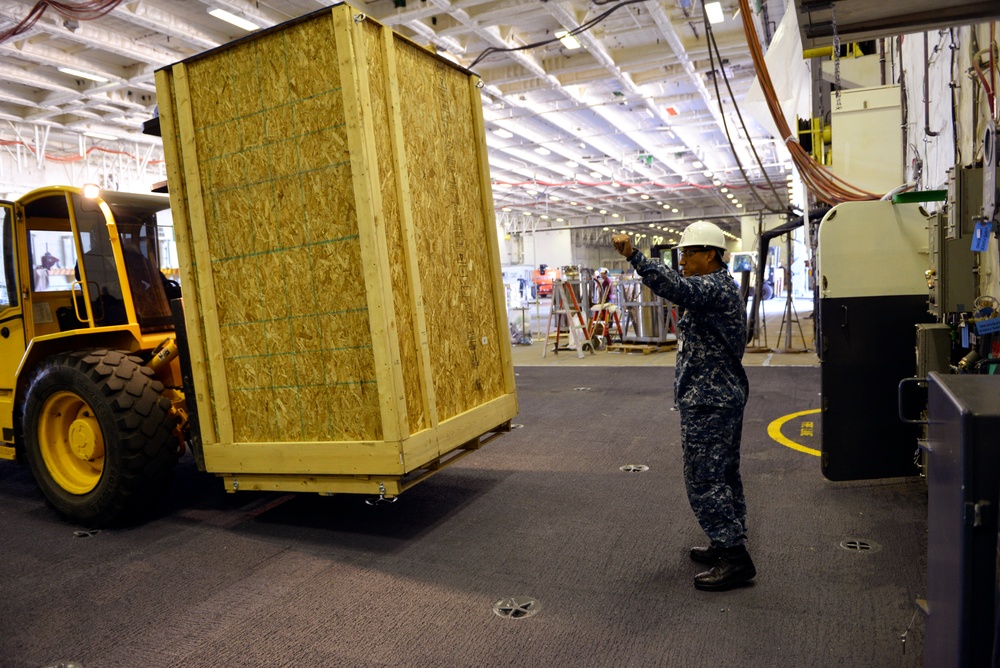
0, 187, 180, 440
1, 187, 176, 340
0, 186, 187, 526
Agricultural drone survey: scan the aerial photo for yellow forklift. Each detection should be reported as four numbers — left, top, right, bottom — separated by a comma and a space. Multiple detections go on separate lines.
0, 185, 188, 526
0, 7, 521, 527
0, 183, 517, 528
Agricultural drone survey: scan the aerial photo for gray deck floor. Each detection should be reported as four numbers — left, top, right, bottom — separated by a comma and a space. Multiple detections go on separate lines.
0, 363, 926, 667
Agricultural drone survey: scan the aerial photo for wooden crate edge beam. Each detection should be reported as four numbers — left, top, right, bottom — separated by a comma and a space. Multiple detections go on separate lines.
468, 75, 517, 398
382, 24, 439, 430
401, 393, 516, 472
332, 5, 409, 442
166, 62, 233, 444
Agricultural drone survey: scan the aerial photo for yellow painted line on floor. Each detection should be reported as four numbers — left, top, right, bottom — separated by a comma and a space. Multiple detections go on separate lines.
767, 408, 821, 457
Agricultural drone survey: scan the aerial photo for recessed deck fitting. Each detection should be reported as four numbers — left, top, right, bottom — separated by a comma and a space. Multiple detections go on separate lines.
493, 596, 540, 619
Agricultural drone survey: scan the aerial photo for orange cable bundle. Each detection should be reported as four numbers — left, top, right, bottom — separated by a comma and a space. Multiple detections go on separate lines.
1, 1, 125, 44
737, 0, 882, 205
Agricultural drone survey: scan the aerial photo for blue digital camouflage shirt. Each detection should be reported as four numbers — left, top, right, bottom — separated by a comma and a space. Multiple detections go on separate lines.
627, 249, 750, 409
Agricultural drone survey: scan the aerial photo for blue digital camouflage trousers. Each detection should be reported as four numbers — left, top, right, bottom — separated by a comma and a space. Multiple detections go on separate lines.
679, 405, 747, 548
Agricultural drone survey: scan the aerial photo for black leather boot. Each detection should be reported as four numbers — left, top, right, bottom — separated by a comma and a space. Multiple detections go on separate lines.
689, 546, 720, 564
693, 544, 756, 591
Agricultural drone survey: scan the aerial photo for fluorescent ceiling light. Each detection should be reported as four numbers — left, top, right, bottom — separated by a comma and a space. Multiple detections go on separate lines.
493, 128, 514, 139
58, 67, 108, 83
83, 131, 118, 141
555, 30, 581, 50
534, 146, 551, 155
589, 171, 602, 179
705, 2, 725, 24
208, 8, 259, 32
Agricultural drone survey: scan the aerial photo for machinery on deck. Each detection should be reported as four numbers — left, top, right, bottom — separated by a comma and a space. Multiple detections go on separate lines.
0, 187, 187, 526
0, 5, 519, 527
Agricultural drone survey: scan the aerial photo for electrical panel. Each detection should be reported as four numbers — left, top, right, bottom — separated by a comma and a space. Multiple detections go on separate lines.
927, 168, 980, 316
924, 373, 1000, 668
916, 323, 952, 378
946, 166, 983, 240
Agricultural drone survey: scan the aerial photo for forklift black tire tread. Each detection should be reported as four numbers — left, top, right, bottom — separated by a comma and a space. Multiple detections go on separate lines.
22, 350, 179, 527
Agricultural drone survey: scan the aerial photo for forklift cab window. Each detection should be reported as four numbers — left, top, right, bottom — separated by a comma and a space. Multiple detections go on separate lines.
71, 194, 127, 326
28, 232, 75, 293
115, 213, 173, 331
0, 204, 16, 311
22, 193, 77, 297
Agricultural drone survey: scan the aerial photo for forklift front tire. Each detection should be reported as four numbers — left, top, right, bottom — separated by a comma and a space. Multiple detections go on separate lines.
22, 350, 179, 527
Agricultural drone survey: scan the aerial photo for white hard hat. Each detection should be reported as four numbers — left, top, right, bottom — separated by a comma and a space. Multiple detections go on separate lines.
677, 221, 726, 250
598, 267, 608, 274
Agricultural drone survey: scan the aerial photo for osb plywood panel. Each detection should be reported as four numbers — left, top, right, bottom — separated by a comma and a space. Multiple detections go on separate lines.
183, 12, 382, 443
394, 40, 506, 421
360, 24, 426, 435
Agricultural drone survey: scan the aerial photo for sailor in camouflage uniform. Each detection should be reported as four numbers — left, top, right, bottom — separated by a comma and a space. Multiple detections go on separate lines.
613, 221, 755, 591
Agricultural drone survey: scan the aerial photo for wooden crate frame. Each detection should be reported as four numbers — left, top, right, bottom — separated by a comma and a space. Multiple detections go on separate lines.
154, 3, 516, 495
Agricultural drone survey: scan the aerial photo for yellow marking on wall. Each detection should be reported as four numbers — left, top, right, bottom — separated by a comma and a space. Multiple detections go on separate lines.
768, 409, 821, 457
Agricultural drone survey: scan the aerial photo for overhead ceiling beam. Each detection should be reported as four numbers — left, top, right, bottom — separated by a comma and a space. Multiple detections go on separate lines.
112, 3, 226, 50
0, 62, 77, 96
0, 40, 122, 83
404, 19, 466, 55
543, 1, 738, 214
0, 7, 184, 67
414, 0, 660, 213
643, 0, 755, 176
0, 91, 43, 108
197, 0, 291, 28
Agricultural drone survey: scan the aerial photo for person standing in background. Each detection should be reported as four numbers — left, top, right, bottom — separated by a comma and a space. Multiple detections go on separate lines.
594, 267, 613, 304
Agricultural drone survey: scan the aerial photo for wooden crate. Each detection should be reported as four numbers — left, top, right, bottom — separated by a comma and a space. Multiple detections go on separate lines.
154, 3, 516, 496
